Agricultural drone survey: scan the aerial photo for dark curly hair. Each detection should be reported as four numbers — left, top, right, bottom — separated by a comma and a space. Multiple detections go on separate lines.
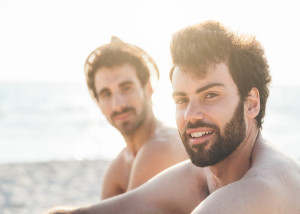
84, 37, 159, 102
169, 20, 271, 129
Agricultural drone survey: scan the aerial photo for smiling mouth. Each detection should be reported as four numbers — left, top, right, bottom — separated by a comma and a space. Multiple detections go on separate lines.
190, 130, 214, 138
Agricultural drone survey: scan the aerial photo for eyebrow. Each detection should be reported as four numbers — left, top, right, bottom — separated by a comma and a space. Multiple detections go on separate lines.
119, 80, 134, 87
196, 83, 224, 93
97, 88, 110, 97
172, 83, 225, 97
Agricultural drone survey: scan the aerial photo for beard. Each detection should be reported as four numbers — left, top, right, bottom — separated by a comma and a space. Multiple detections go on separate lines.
110, 99, 148, 135
180, 100, 246, 167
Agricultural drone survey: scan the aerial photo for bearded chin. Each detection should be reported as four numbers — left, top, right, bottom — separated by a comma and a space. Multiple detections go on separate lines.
180, 100, 246, 167
118, 97, 149, 135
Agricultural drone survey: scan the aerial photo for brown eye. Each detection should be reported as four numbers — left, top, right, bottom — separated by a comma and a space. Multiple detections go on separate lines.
122, 86, 131, 92
120, 84, 134, 94
205, 93, 218, 99
99, 91, 112, 101
175, 97, 189, 105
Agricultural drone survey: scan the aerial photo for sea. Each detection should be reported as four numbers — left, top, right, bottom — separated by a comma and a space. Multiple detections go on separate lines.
0, 81, 300, 164
0, 82, 125, 163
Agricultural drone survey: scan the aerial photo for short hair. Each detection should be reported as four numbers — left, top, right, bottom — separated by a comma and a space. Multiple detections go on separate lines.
85, 37, 159, 102
170, 20, 271, 129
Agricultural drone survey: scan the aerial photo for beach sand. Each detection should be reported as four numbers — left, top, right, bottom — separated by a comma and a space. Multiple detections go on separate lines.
0, 159, 109, 214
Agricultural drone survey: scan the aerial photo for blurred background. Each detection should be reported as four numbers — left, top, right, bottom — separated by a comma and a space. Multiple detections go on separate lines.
1, 0, 300, 163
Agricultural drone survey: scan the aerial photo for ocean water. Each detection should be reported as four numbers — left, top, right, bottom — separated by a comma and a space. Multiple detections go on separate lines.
0, 82, 299, 163
0, 82, 124, 163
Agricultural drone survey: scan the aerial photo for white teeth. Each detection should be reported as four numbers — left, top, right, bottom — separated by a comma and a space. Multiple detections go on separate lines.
191, 131, 213, 138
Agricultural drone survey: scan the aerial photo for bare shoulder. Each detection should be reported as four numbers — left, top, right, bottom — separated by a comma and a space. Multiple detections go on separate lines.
248, 137, 300, 188
135, 122, 187, 169
152, 122, 182, 142
192, 138, 300, 214
135, 121, 188, 166
127, 123, 188, 189
105, 147, 129, 174
246, 139, 300, 210
144, 121, 187, 156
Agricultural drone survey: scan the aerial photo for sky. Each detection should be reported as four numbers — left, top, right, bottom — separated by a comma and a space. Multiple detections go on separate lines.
1, 0, 300, 124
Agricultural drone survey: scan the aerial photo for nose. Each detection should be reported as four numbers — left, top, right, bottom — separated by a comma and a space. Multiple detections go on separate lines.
112, 93, 126, 112
184, 99, 204, 123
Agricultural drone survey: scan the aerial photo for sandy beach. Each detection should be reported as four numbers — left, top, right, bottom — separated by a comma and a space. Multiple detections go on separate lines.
0, 159, 109, 214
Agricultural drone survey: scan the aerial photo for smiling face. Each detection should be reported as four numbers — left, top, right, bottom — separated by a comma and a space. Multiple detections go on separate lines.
94, 64, 151, 135
171, 63, 246, 167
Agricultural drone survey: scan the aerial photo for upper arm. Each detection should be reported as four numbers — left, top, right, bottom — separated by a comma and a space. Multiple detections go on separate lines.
100, 156, 124, 199
127, 138, 187, 190
191, 178, 283, 214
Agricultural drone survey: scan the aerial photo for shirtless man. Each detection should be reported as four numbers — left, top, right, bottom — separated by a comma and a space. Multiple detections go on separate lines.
47, 21, 300, 213
84, 37, 187, 199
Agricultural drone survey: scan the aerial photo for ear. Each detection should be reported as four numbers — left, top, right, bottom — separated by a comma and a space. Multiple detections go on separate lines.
144, 81, 153, 98
245, 88, 260, 119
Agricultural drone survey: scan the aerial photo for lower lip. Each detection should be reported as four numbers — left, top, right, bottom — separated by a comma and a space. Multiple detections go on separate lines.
113, 112, 132, 122
189, 132, 214, 145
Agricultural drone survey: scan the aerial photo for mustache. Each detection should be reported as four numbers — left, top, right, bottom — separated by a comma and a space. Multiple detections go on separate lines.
183, 120, 220, 134
111, 107, 135, 118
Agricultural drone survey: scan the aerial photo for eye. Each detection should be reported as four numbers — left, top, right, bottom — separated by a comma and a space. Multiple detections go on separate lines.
205, 92, 219, 99
120, 84, 133, 94
122, 85, 131, 92
174, 97, 189, 105
99, 91, 112, 100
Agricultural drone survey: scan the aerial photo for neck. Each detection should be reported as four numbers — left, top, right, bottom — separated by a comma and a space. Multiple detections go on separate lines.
208, 128, 260, 188
123, 110, 157, 156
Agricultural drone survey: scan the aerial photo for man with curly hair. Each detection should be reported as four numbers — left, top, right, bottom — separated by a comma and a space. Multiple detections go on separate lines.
47, 21, 300, 214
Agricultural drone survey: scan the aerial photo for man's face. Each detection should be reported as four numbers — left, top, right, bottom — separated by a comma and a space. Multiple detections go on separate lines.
94, 64, 150, 135
171, 63, 246, 167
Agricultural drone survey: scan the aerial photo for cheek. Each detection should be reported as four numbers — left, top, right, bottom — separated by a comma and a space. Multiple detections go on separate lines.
99, 104, 112, 117
175, 108, 186, 131
136, 90, 150, 105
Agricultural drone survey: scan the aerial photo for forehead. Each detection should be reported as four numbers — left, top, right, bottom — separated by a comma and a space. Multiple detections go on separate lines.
171, 63, 236, 93
94, 64, 141, 90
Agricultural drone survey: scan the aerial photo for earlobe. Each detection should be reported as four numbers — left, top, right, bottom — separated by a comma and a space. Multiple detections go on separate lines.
246, 88, 260, 118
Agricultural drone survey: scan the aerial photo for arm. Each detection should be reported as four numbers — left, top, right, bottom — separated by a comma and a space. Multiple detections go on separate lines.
100, 160, 122, 199
45, 185, 161, 214
191, 177, 281, 214
45, 161, 199, 214
100, 150, 127, 199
